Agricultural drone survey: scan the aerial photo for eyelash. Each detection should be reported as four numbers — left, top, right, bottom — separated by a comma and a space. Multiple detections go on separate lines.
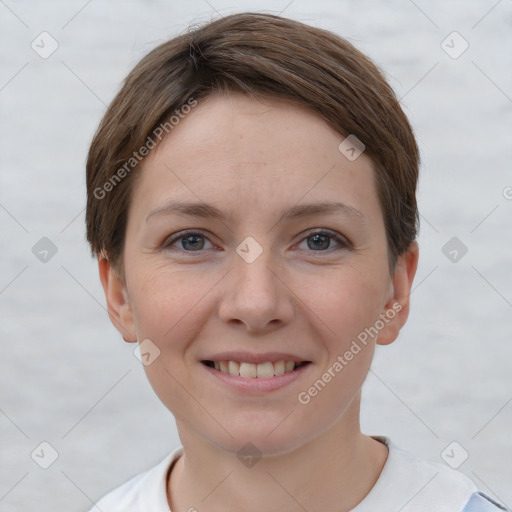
161, 229, 351, 255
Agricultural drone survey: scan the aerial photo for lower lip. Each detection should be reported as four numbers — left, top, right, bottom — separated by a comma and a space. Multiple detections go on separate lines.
201, 362, 312, 393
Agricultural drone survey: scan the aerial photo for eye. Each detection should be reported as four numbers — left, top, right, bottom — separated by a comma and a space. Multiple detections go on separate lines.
162, 228, 350, 255
296, 229, 350, 252
162, 231, 214, 252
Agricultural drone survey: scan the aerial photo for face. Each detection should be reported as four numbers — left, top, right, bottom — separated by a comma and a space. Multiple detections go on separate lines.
101, 91, 417, 456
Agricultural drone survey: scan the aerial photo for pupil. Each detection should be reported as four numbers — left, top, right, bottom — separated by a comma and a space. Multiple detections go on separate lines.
308, 234, 329, 250
183, 235, 204, 251
181, 234, 331, 251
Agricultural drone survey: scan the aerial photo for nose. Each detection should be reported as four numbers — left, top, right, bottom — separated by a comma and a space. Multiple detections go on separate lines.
217, 243, 294, 334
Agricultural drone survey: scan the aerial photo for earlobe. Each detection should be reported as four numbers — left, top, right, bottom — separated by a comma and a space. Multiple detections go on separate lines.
98, 256, 138, 343
377, 241, 419, 346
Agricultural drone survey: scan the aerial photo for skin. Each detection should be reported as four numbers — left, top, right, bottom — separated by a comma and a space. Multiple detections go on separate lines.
99, 90, 419, 512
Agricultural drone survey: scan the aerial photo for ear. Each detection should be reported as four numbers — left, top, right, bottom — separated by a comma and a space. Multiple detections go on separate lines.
98, 255, 138, 343
377, 241, 419, 346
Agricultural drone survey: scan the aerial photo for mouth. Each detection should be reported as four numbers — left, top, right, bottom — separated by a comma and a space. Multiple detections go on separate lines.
201, 360, 312, 379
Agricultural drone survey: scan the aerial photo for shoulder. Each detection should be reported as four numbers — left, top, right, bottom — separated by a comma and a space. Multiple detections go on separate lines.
386, 437, 477, 496
461, 492, 509, 511
358, 436, 508, 512
86, 446, 183, 512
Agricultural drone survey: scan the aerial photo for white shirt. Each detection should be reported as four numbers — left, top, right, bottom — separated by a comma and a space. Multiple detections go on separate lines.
87, 436, 506, 511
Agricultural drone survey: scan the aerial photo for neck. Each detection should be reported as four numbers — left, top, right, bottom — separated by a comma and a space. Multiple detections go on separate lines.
167, 399, 388, 512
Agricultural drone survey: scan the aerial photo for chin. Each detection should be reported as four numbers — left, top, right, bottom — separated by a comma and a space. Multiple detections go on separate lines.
207, 422, 312, 459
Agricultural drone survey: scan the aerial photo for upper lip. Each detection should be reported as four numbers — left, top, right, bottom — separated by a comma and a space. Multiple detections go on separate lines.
201, 352, 311, 365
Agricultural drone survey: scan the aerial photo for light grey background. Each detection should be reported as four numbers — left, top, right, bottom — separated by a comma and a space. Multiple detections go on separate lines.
1, 0, 511, 510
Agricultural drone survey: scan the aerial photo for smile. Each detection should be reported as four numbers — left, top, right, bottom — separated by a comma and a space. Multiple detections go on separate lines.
202, 360, 311, 378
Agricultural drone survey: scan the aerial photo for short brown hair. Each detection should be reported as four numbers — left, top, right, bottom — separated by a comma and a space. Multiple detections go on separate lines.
86, 12, 419, 278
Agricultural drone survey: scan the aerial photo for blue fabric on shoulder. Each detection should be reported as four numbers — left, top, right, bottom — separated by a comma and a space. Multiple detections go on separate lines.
462, 492, 509, 511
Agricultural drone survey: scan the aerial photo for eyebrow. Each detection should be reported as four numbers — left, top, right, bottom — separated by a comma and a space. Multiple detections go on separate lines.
145, 199, 365, 224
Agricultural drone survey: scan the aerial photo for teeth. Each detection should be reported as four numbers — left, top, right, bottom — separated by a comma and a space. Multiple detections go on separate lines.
273, 360, 285, 375
211, 360, 304, 378
228, 361, 240, 375
256, 362, 274, 378
240, 362, 257, 378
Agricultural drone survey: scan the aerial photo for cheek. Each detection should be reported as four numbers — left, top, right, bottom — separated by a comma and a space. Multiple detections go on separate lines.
293, 269, 382, 417
128, 264, 212, 341
296, 264, 387, 348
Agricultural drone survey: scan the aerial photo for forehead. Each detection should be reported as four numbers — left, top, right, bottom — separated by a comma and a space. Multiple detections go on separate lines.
131, 91, 381, 225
